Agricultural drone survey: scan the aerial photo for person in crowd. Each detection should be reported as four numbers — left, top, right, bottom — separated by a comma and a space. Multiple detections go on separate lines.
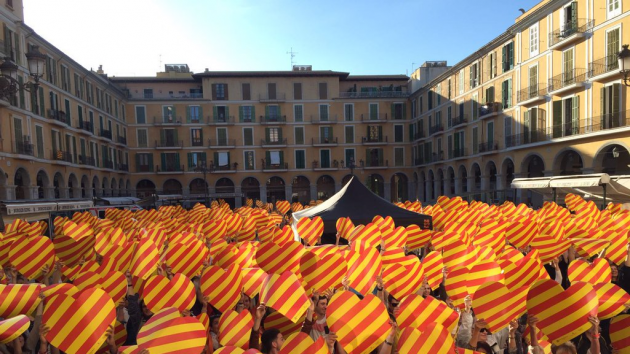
302, 292, 329, 342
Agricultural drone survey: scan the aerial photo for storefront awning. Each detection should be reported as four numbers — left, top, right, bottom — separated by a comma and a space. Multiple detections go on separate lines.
56, 201, 94, 211
157, 194, 184, 201
510, 177, 550, 189
97, 197, 140, 205
548, 174, 610, 188
1, 200, 94, 215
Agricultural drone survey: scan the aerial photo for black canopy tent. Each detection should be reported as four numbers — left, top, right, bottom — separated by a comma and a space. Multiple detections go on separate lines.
291, 177, 432, 240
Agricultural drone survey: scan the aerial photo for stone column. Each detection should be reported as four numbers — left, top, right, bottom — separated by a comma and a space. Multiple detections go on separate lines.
234, 186, 242, 208
260, 185, 267, 203
27, 186, 39, 200
72, 186, 82, 199
6, 185, 16, 200
58, 187, 70, 199
310, 184, 317, 202
384, 182, 392, 202
284, 185, 292, 202
182, 187, 190, 197
408, 180, 416, 201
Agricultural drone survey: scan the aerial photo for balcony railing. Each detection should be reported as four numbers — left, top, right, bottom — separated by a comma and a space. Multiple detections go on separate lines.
153, 116, 182, 125
79, 155, 96, 166
99, 129, 112, 140
261, 138, 288, 146
208, 138, 236, 147
339, 90, 409, 98
517, 84, 547, 103
431, 151, 444, 163
264, 163, 289, 170
159, 164, 184, 172
429, 123, 444, 135
48, 109, 68, 125
259, 115, 287, 124
588, 56, 619, 78
505, 130, 548, 148
414, 158, 424, 166
208, 116, 234, 124
448, 148, 467, 159
451, 114, 468, 128
479, 141, 499, 153
362, 136, 388, 144
259, 93, 286, 102
549, 19, 594, 47
548, 68, 587, 92
117, 136, 127, 145
312, 137, 338, 145
103, 160, 114, 169
591, 110, 630, 132
478, 102, 502, 118
155, 140, 183, 148
412, 131, 425, 140
212, 164, 235, 171
54, 150, 73, 163
136, 164, 154, 172
310, 114, 338, 124
77, 120, 94, 133
360, 113, 388, 122
14, 141, 34, 156
118, 164, 129, 172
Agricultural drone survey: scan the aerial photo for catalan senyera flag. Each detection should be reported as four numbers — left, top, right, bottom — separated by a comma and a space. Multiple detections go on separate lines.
571, 238, 610, 258
336, 217, 355, 240
200, 264, 243, 313
396, 294, 459, 333
212, 346, 247, 354
241, 267, 267, 298
0, 315, 30, 344
8, 235, 55, 280
142, 273, 196, 313
596, 230, 628, 266
592, 282, 630, 320
273, 225, 294, 246
406, 224, 431, 250
257, 226, 275, 243
225, 213, 244, 237
326, 291, 391, 354
97, 271, 127, 306
42, 288, 116, 354
203, 219, 227, 243
473, 281, 528, 333
345, 247, 382, 296
0, 284, 42, 318
530, 235, 571, 263
219, 310, 254, 348
296, 216, 324, 246
52, 232, 95, 268
237, 217, 257, 242
526, 279, 598, 346
382, 260, 424, 300
95, 321, 127, 354
136, 307, 180, 345
138, 316, 207, 354
164, 241, 205, 279
348, 223, 382, 250
300, 250, 347, 294
422, 251, 444, 290
503, 250, 545, 291
505, 219, 538, 249
41, 283, 79, 298
260, 271, 309, 323
381, 248, 416, 269
73, 270, 102, 291
567, 258, 611, 284
381, 226, 408, 249
279, 332, 328, 354
276, 200, 290, 215
442, 239, 477, 270
130, 238, 158, 280
256, 241, 303, 275
474, 219, 507, 255
398, 323, 454, 354
610, 315, 630, 354
264, 311, 305, 338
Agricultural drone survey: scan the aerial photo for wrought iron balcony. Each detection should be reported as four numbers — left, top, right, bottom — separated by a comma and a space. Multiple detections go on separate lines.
549, 19, 594, 49
479, 141, 499, 153
155, 140, 183, 148
259, 115, 287, 124
517, 84, 547, 103
478, 102, 502, 118
548, 68, 587, 93
588, 56, 620, 80
99, 129, 112, 140
208, 138, 237, 147
208, 116, 234, 124
14, 140, 34, 156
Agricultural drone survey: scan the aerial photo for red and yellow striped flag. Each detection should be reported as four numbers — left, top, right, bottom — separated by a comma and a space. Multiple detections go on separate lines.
398, 323, 454, 354
474, 219, 507, 255
200, 264, 243, 313
256, 241, 303, 275
273, 225, 294, 246
260, 271, 309, 323
592, 283, 630, 320
0, 284, 42, 318
241, 267, 267, 298
296, 216, 324, 246
530, 235, 572, 263
53, 232, 95, 268
506, 219, 538, 249
142, 273, 196, 313
571, 238, 610, 258
345, 248, 382, 296
300, 251, 347, 293
473, 281, 528, 333
0, 315, 30, 344
382, 259, 424, 300
567, 258, 611, 284
336, 217, 355, 240
138, 315, 207, 353
526, 279, 597, 345
406, 224, 431, 250
503, 250, 546, 291
396, 294, 458, 333
348, 223, 382, 249
219, 310, 254, 348
42, 288, 116, 354
279, 332, 328, 354
381, 226, 408, 249
130, 238, 158, 280
137, 307, 180, 345
264, 311, 305, 338
422, 251, 444, 290
610, 315, 630, 354
164, 241, 206, 279
203, 219, 227, 243
326, 291, 391, 354
276, 200, 290, 215
41, 283, 79, 298
8, 235, 55, 280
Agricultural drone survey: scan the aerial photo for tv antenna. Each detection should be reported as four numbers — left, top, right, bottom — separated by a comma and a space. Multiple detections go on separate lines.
286, 47, 298, 68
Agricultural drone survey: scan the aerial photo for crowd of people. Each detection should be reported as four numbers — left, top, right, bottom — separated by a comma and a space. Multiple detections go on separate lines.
0, 197, 629, 354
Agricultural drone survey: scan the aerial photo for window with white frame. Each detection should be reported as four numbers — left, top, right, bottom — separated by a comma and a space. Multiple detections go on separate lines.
244, 151, 255, 170
459, 70, 464, 95
344, 104, 354, 121
137, 129, 148, 148
608, 0, 621, 18
529, 22, 539, 56
294, 104, 303, 122
319, 104, 329, 121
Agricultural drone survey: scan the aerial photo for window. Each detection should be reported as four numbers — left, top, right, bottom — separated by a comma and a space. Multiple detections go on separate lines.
213, 84, 227, 100
523, 108, 546, 143
447, 106, 452, 128
607, 28, 620, 68
394, 148, 404, 167
502, 79, 512, 109
529, 65, 539, 94
295, 150, 306, 169
563, 48, 574, 78
187, 152, 207, 170
294, 127, 304, 145
217, 128, 228, 145
502, 42, 514, 72
472, 93, 479, 120
188, 106, 201, 123
36, 125, 44, 158
472, 127, 478, 154
459, 70, 464, 95
344, 104, 354, 121
411, 100, 416, 118
419, 96, 423, 113
191, 128, 203, 146
428, 91, 434, 110
367, 125, 383, 142
486, 52, 497, 80
320, 150, 331, 168
504, 116, 513, 147
392, 103, 405, 120
243, 128, 254, 146
319, 83, 328, 99
161, 152, 181, 172
470, 63, 480, 89
320, 126, 333, 143
319, 104, 329, 121
267, 105, 280, 119
136, 153, 153, 172
294, 105, 303, 122
487, 122, 494, 147
137, 129, 148, 148
608, 0, 621, 18
267, 83, 277, 100
268, 127, 280, 143
60, 65, 71, 91
436, 84, 441, 105
64, 99, 71, 121
244, 151, 255, 170
240, 105, 254, 123
345, 149, 355, 166
345, 126, 354, 143
143, 89, 153, 99
529, 23, 539, 56
268, 151, 282, 166
394, 125, 404, 142
242, 83, 251, 100
600, 84, 621, 129
162, 105, 176, 123
369, 103, 378, 120
294, 83, 302, 100
215, 152, 229, 168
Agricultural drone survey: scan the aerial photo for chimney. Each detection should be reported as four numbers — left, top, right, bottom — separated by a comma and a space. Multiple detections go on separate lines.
97, 65, 104, 74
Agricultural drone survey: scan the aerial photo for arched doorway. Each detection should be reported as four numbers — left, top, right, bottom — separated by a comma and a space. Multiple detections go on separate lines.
53, 172, 65, 199
36, 170, 50, 199
189, 178, 208, 195
81, 175, 89, 198
68, 174, 79, 199
291, 176, 310, 204
316, 175, 335, 200
501, 158, 515, 202
391, 173, 408, 202
522, 154, 545, 178
458, 165, 468, 195
447, 167, 455, 196
126, 180, 131, 196
427, 170, 435, 201
111, 178, 118, 197
471, 163, 482, 193
136, 179, 156, 198
556, 150, 583, 175
215, 178, 235, 208
366, 174, 384, 198
14, 168, 31, 200
266, 176, 285, 203
241, 177, 260, 204
118, 179, 124, 197
485, 161, 497, 203
163, 179, 183, 195
596, 144, 630, 175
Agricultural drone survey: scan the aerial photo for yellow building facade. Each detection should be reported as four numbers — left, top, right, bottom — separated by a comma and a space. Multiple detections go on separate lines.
0, 0, 629, 208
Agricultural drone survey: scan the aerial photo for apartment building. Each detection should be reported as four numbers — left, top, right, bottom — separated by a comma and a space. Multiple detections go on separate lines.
410, 0, 630, 206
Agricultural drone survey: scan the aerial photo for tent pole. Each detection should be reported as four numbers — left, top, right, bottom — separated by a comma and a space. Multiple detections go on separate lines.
603, 184, 607, 210
552, 187, 557, 203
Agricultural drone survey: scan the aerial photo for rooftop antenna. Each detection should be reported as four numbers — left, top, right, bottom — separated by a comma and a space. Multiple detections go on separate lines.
286, 47, 298, 69
411, 62, 416, 75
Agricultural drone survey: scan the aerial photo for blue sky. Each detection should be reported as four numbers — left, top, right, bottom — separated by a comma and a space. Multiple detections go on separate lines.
23, 0, 542, 77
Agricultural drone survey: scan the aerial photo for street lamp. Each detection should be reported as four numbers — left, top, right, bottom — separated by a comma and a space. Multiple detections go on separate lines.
348, 158, 356, 176
194, 161, 212, 206
618, 44, 630, 86
0, 45, 46, 102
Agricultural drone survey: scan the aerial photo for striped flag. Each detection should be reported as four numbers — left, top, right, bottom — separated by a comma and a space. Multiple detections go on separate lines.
137, 307, 180, 345
296, 216, 324, 246
505, 219, 538, 249
474, 219, 507, 255
219, 310, 254, 348
503, 250, 546, 291
326, 291, 391, 354
256, 241, 304, 275
203, 219, 227, 243
200, 264, 243, 313
276, 200, 290, 215
41, 283, 79, 298
345, 248, 382, 296
279, 332, 328, 354
567, 258, 611, 284
264, 311, 305, 338
336, 217, 355, 240
610, 315, 630, 354
164, 241, 206, 279
260, 271, 309, 323
300, 251, 347, 294
381, 226, 408, 249
473, 281, 528, 333
52, 232, 95, 268
241, 267, 267, 298
595, 230, 628, 266
422, 251, 444, 290
530, 235, 572, 263
138, 315, 207, 353
396, 294, 459, 333
273, 226, 294, 246
592, 283, 630, 320
101, 243, 134, 273
142, 273, 196, 313
130, 238, 158, 280
398, 323, 454, 354
406, 224, 431, 250
9, 235, 55, 280
237, 217, 257, 242
442, 239, 477, 269
382, 260, 424, 300
526, 279, 598, 345
95, 321, 127, 354
0, 284, 42, 318
42, 288, 116, 354
0, 315, 30, 344
348, 223, 382, 250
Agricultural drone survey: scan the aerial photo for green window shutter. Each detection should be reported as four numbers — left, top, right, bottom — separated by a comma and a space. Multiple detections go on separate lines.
227, 152, 231, 166
160, 130, 165, 143
135, 153, 140, 170
148, 154, 154, 171
187, 153, 193, 168
265, 128, 270, 141
186, 107, 191, 123
239, 106, 244, 122
612, 83, 621, 114
201, 152, 206, 165
279, 151, 284, 165
213, 106, 218, 120
278, 128, 283, 141
174, 129, 179, 143
508, 80, 512, 108
489, 87, 495, 102
553, 101, 563, 137
378, 126, 383, 140
80, 139, 86, 156
408, 124, 413, 141
488, 122, 494, 144
214, 152, 219, 168
278, 106, 281, 118
72, 137, 77, 161
251, 106, 255, 120
265, 151, 270, 167
265, 106, 269, 118
172, 107, 177, 122
226, 106, 230, 120
502, 45, 507, 72
39, 87, 45, 115
391, 104, 395, 119
175, 153, 180, 168
571, 2, 578, 23
523, 111, 531, 140
17, 76, 24, 108
572, 96, 579, 133
531, 108, 538, 131
199, 106, 203, 122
